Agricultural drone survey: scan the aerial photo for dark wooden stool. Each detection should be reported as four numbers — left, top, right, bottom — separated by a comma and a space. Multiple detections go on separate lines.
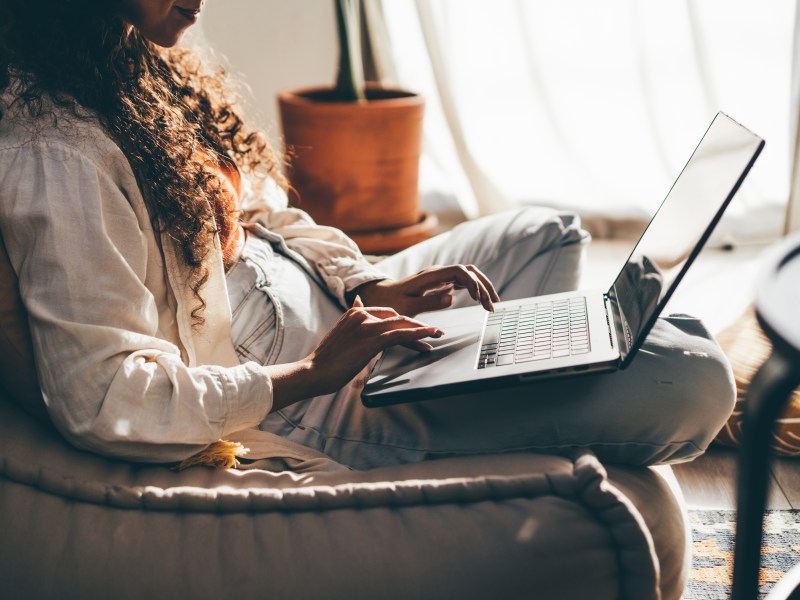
732, 233, 800, 600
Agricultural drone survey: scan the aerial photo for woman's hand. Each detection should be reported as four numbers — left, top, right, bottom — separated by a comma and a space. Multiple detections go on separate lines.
353, 264, 501, 317
268, 297, 444, 409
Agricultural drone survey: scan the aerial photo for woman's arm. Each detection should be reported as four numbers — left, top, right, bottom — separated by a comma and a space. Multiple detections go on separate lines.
0, 143, 273, 462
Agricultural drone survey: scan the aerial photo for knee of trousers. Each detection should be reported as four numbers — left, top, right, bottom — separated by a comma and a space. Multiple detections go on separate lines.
490, 207, 591, 297
496, 207, 590, 256
634, 315, 737, 462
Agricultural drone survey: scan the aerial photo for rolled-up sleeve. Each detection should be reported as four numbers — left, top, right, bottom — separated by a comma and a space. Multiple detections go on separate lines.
241, 175, 389, 306
0, 142, 272, 462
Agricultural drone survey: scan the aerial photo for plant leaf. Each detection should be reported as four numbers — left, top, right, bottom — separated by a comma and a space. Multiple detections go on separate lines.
334, 0, 366, 101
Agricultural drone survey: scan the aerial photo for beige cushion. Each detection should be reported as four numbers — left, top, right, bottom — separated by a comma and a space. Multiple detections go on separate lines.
715, 307, 800, 457
0, 230, 47, 420
0, 396, 688, 600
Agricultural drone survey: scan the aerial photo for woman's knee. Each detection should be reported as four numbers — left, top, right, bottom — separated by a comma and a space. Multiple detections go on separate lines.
450, 207, 588, 259
496, 207, 589, 255
487, 207, 590, 298
379, 207, 589, 287
634, 316, 736, 462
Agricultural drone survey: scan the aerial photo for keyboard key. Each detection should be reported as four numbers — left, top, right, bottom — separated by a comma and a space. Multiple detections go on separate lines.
517, 354, 550, 362
483, 329, 500, 346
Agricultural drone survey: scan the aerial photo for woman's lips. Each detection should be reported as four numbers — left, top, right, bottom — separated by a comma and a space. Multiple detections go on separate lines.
175, 6, 201, 23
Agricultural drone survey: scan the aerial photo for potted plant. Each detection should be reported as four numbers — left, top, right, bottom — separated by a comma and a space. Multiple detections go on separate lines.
278, 0, 437, 254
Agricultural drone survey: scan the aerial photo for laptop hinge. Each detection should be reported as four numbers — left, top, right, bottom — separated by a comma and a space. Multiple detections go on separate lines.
603, 294, 615, 350
605, 291, 633, 364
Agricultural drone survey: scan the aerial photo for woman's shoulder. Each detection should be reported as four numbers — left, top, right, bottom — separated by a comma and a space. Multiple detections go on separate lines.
0, 90, 129, 180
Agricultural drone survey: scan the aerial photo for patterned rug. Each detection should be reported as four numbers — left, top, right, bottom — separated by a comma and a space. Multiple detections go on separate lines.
683, 510, 800, 599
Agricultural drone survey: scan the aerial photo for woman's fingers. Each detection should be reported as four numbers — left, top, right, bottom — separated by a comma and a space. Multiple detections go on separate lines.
369, 314, 443, 337
404, 265, 498, 311
352, 295, 442, 322
446, 264, 494, 311
351, 265, 499, 318
347, 286, 450, 354
357, 307, 401, 320
400, 290, 453, 317
348, 307, 435, 330
420, 282, 455, 296
308, 300, 446, 395
466, 264, 501, 302
346, 306, 443, 348
380, 326, 440, 352
405, 266, 461, 293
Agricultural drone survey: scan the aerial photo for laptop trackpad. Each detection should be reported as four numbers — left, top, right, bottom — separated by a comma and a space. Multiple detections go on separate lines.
365, 321, 481, 394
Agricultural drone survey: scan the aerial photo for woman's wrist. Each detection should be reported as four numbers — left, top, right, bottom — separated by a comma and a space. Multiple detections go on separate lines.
345, 278, 388, 306
265, 358, 319, 412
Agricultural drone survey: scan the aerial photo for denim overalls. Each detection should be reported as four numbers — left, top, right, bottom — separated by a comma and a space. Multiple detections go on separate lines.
226, 225, 344, 434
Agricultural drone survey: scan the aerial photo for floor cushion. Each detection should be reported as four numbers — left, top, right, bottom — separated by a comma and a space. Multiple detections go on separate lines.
0, 395, 689, 600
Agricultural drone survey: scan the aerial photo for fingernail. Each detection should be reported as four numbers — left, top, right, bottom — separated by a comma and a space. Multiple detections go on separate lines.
440, 294, 453, 307
434, 329, 445, 337
421, 342, 433, 352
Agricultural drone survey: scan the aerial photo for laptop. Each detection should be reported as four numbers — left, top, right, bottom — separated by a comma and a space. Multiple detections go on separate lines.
361, 112, 764, 407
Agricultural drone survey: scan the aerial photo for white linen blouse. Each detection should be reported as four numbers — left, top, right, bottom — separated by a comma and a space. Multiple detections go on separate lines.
0, 96, 386, 462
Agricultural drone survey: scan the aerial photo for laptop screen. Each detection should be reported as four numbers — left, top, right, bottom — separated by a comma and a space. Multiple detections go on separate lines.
606, 112, 764, 366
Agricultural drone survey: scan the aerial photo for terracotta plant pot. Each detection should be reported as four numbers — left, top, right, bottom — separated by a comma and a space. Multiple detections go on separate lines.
278, 85, 437, 254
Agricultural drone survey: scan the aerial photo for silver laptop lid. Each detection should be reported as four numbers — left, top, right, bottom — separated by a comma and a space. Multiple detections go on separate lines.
607, 112, 764, 367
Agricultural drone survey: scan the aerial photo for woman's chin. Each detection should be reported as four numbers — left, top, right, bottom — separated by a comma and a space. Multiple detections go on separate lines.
140, 24, 192, 48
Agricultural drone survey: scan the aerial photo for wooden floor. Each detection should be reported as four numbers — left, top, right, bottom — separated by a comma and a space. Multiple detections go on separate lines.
583, 239, 800, 510
673, 447, 800, 510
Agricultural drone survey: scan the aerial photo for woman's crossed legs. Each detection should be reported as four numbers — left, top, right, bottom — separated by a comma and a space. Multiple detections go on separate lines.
264, 208, 735, 470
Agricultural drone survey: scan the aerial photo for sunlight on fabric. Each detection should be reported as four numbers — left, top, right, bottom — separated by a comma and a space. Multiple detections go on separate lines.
114, 419, 132, 437
378, 0, 794, 240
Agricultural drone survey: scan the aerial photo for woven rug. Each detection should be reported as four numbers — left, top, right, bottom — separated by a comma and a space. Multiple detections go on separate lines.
683, 510, 800, 599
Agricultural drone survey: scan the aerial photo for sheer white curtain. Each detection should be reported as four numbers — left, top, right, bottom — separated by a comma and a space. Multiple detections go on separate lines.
789, 0, 800, 233
370, 0, 795, 241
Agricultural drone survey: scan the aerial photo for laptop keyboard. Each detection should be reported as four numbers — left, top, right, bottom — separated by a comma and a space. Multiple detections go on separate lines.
477, 298, 591, 369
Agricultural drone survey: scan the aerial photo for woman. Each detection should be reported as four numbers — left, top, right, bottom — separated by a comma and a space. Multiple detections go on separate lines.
0, 0, 735, 469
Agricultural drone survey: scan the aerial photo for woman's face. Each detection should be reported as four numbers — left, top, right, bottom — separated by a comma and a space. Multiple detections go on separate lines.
120, 0, 204, 47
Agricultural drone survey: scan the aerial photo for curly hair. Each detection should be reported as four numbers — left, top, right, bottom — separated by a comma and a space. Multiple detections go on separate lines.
0, 0, 286, 324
